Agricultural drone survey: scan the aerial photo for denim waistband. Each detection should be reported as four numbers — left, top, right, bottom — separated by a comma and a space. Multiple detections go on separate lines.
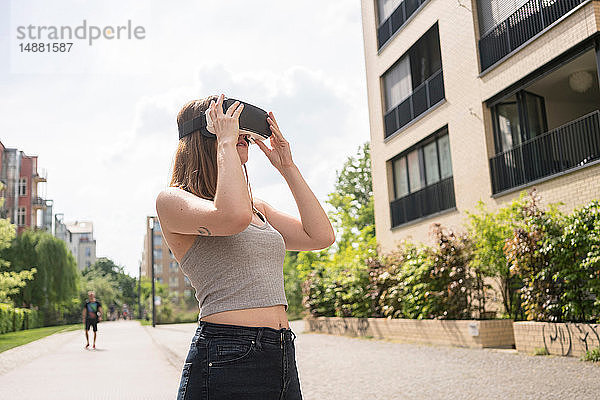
196, 320, 296, 346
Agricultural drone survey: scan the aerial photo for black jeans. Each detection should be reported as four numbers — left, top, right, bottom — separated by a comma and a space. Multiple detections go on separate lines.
177, 320, 303, 400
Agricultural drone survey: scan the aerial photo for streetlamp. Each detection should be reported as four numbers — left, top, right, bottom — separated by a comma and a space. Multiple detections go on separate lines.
150, 216, 156, 328
137, 261, 141, 320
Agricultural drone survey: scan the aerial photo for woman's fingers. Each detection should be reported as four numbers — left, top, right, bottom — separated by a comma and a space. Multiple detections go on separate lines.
232, 102, 244, 119
216, 93, 224, 114
255, 139, 270, 153
226, 100, 240, 117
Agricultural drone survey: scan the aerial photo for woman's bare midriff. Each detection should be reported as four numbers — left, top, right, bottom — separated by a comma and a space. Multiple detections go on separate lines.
200, 305, 290, 330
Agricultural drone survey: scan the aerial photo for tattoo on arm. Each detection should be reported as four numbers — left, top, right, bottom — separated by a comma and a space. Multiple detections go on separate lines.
197, 227, 212, 236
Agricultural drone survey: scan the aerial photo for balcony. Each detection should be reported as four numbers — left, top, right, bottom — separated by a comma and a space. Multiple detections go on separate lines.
32, 196, 45, 209
490, 110, 600, 194
33, 168, 47, 182
488, 47, 600, 194
390, 177, 456, 227
377, 0, 429, 50
478, 0, 587, 72
384, 69, 445, 139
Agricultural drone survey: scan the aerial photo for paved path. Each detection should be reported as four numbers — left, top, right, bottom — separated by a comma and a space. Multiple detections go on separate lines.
0, 320, 179, 400
0, 319, 599, 399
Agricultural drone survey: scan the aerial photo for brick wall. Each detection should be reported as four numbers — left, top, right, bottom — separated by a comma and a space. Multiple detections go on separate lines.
514, 321, 600, 357
305, 316, 515, 349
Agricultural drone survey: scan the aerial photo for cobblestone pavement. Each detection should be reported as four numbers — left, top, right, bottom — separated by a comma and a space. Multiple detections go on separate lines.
146, 319, 600, 400
1, 319, 599, 399
0, 320, 179, 400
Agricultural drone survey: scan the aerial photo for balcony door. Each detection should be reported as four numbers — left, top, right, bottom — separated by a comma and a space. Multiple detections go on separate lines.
493, 90, 547, 154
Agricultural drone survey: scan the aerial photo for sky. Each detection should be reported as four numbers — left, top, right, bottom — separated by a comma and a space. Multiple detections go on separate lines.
0, 0, 370, 277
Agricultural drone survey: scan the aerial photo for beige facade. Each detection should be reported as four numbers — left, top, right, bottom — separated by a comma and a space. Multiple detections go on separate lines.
361, 0, 600, 253
141, 216, 194, 301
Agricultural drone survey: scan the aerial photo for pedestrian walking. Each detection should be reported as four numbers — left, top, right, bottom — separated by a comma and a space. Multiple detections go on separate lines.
155, 94, 335, 399
82, 291, 102, 349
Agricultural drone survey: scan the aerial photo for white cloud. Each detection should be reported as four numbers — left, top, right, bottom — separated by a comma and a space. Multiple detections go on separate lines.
1, 0, 369, 276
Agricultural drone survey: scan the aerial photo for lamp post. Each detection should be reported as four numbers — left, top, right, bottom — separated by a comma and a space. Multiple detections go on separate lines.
137, 261, 141, 320
150, 216, 156, 328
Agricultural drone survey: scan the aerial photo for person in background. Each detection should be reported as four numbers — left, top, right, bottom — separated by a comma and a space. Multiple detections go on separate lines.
82, 291, 102, 349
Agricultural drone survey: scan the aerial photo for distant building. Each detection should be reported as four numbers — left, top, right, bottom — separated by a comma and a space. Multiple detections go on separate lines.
0, 141, 52, 234
141, 216, 194, 302
55, 216, 97, 270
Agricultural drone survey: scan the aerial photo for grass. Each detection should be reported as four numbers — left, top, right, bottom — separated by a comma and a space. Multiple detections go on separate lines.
581, 347, 600, 363
533, 347, 549, 356
0, 324, 81, 353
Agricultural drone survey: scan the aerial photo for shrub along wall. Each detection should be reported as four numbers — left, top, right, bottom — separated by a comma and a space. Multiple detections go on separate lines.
303, 193, 600, 325
0, 303, 43, 334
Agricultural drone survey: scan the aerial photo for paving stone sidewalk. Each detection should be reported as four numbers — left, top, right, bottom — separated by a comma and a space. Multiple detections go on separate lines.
1, 319, 599, 399
0, 320, 180, 400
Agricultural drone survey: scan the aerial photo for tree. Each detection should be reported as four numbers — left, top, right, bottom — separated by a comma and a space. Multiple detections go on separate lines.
82, 257, 138, 314
326, 141, 375, 251
297, 141, 378, 317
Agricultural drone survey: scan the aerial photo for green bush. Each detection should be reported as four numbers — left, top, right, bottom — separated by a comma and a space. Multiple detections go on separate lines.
301, 227, 376, 318
0, 303, 42, 334
581, 347, 600, 362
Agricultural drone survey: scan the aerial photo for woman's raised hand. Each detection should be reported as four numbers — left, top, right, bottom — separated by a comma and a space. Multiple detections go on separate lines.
209, 94, 244, 144
255, 111, 294, 171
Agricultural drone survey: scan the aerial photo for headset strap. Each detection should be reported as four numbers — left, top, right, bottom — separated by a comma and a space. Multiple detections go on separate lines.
179, 115, 214, 139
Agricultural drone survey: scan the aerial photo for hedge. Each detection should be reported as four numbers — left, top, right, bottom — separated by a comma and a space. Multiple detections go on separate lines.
0, 303, 43, 334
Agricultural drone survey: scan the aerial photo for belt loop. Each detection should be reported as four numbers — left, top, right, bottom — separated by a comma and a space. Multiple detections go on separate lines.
255, 327, 264, 350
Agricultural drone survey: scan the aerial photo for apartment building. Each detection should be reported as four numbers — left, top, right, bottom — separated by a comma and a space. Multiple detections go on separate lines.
54, 215, 97, 270
141, 216, 194, 301
361, 0, 600, 252
0, 141, 52, 234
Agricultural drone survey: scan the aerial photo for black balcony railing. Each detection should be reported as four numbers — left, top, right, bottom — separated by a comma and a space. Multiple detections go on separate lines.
479, 0, 586, 71
390, 176, 456, 227
384, 69, 444, 139
377, 0, 428, 49
490, 110, 600, 194
33, 197, 45, 206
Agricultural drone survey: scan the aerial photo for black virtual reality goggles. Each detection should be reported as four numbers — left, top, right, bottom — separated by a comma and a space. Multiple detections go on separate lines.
178, 97, 272, 144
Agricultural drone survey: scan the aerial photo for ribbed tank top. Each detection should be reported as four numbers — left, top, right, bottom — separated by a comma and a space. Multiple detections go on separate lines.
179, 209, 288, 319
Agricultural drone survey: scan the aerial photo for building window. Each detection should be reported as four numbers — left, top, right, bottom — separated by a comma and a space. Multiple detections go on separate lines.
153, 219, 162, 232
18, 178, 27, 196
153, 248, 162, 260
86, 261, 91, 268
376, 0, 430, 49
85, 247, 91, 258
390, 126, 455, 227
184, 289, 192, 298
170, 262, 178, 272
184, 276, 191, 286
169, 276, 178, 287
17, 207, 26, 226
382, 23, 444, 138
154, 263, 162, 274
154, 234, 162, 246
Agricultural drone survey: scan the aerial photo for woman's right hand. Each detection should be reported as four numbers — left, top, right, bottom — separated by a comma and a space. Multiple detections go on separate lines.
208, 93, 244, 144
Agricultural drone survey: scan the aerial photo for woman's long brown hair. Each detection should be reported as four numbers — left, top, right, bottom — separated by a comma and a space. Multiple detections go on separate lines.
170, 95, 256, 212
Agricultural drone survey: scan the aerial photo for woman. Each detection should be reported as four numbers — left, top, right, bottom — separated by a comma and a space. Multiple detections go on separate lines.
155, 93, 335, 400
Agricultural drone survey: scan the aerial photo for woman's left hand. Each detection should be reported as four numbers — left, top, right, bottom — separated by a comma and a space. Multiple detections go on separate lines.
255, 111, 294, 171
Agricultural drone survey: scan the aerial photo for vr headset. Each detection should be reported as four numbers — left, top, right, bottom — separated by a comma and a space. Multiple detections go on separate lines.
178, 97, 272, 144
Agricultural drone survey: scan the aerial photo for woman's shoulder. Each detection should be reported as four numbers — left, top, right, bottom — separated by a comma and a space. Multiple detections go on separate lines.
157, 186, 214, 206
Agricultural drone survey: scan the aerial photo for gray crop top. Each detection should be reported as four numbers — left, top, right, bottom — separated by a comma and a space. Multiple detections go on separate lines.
179, 208, 288, 319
